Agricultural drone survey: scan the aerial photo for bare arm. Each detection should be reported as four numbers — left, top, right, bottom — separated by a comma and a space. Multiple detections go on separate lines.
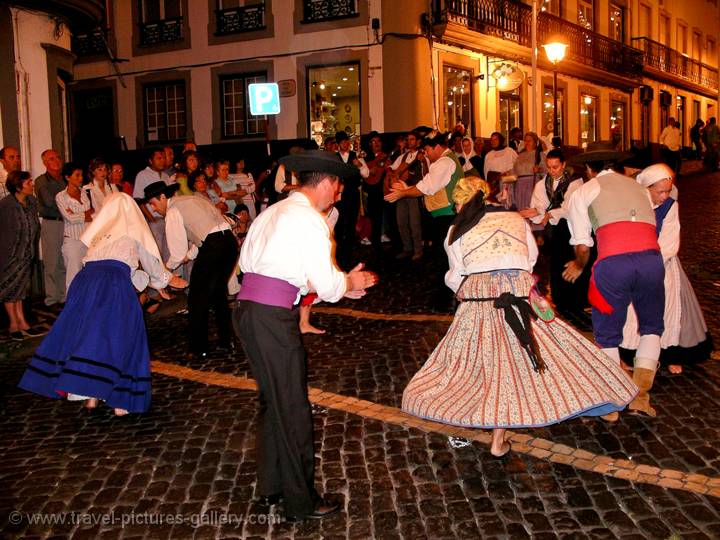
562, 244, 590, 283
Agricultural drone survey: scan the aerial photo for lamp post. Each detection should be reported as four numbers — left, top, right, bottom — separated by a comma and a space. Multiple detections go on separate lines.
543, 41, 567, 140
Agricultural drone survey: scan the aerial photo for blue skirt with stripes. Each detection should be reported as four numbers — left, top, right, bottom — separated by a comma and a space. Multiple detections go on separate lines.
18, 260, 151, 412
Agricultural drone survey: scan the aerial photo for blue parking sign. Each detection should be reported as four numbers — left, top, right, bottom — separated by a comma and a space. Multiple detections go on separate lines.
248, 83, 280, 115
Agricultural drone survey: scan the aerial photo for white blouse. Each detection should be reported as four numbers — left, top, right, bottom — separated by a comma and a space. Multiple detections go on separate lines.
56, 189, 91, 240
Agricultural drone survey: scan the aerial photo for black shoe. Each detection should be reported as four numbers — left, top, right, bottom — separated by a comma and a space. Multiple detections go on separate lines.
9, 331, 25, 341
22, 326, 48, 338
255, 493, 283, 507
284, 498, 341, 523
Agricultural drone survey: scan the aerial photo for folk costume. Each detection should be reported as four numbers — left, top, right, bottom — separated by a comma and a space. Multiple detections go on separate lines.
566, 143, 665, 417
335, 131, 369, 267
146, 182, 239, 356
621, 165, 711, 363
18, 193, 173, 413
233, 150, 357, 521
389, 148, 429, 257
402, 178, 637, 429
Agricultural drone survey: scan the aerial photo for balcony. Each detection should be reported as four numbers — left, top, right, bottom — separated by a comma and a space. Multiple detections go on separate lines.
216, 4, 266, 35
139, 17, 183, 47
72, 28, 107, 57
302, 0, 358, 23
632, 37, 719, 96
438, 0, 643, 80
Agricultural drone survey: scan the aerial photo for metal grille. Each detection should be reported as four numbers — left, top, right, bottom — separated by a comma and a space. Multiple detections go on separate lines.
303, 0, 358, 23
444, 0, 643, 79
145, 82, 186, 142
72, 30, 107, 57
216, 3, 266, 35
221, 74, 267, 138
139, 17, 183, 46
632, 37, 719, 92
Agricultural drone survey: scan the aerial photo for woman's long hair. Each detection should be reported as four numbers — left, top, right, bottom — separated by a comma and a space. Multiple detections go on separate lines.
449, 189, 487, 245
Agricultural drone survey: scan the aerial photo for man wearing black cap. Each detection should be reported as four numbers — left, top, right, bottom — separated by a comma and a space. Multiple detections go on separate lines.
144, 181, 239, 358
234, 150, 377, 522
334, 130, 369, 267
564, 141, 664, 420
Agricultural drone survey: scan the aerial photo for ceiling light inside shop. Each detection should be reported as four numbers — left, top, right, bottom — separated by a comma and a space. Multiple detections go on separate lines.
320, 83, 326, 90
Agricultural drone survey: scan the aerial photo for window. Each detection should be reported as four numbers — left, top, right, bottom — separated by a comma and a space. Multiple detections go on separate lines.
215, 0, 266, 35
609, 4, 624, 42
676, 95, 686, 145
639, 4, 651, 38
708, 38, 717, 67
677, 24, 687, 54
443, 66, 473, 133
579, 95, 597, 149
499, 90, 522, 142
659, 14, 670, 45
692, 31, 702, 61
610, 100, 626, 150
221, 73, 267, 138
543, 0, 562, 16
308, 63, 360, 145
577, 0, 593, 31
139, 0, 183, 46
543, 86, 564, 140
302, 0, 358, 23
144, 81, 186, 142
660, 91, 671, 130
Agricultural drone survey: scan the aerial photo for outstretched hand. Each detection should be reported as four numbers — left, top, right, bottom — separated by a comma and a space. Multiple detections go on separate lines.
345, 262, 378, 298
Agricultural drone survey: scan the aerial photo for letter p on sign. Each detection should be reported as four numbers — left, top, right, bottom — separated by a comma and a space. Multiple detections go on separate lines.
248, 83, 281, 115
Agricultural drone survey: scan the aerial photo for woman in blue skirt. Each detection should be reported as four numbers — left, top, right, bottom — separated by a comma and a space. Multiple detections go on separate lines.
18, 193, 187, 415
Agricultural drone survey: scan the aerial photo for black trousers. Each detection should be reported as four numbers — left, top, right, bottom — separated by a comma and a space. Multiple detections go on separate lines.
362, 181, 385, 248
188, 230, 239, 354
548, 220, 592, 314
334, 180, 361, 269
233, 301, 317, 519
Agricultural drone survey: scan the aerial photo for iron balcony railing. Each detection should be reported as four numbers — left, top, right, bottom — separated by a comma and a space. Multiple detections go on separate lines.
442, 0, 643, 78
302, 0, 358, 23
139, 17, 183, 47
72, 28, 107, 57
632, 37, 719, 92
216, 3, 266, 35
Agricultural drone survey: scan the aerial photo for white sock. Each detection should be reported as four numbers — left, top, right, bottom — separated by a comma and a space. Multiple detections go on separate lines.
601, 347, 620, 363
636, 334, 661, 370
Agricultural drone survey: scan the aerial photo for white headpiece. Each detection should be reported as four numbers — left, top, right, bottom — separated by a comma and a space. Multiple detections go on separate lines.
636, 163, 673, 189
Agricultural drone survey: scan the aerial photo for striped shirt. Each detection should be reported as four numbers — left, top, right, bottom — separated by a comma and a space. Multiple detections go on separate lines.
56, 188, 91, 240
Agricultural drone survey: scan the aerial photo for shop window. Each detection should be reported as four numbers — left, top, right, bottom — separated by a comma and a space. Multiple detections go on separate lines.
578, 0, 593, 31
144, 81, 186, 142
308, 63, 360, 145
543, 0, 562, 16
499, 90, 522, 142
220, 73, 267, 138
611, 100, 626, 150
443, 65, 473, 133
580, 94, 597, 149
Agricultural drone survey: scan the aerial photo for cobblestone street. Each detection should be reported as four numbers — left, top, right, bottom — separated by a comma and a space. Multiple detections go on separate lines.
1, 163, 719, 539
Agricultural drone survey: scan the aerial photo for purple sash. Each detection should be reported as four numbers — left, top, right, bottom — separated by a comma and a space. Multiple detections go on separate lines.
237, 273, 299, 309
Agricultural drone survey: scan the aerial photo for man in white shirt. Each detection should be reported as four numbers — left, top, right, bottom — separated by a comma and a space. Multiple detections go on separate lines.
145, 181, 239, 359
134, 148, 171, 259
564, 142, 664, 419
519, 150, 586, 315
659, 117, 682, 177
234, 150, 377, 523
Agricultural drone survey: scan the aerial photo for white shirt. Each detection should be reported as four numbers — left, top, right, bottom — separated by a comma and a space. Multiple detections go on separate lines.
84, 235, 172, 292
87, 180, 119, 212
660, 126, 681, 151
133, 167, 171, 218
416, 150, 457, 196
56, 189, 91, 240
274, 164, 298, 193
338, 151, 369, 178
239, 191, 347, 305
565, 169, 616, 247
484, 147, 518, 180
164, 201, 229, 270
444, 217, 539, 293
528, 175, 583, 226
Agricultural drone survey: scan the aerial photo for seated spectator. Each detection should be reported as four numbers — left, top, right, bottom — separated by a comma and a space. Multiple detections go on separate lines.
173, 151, 201, 196
228, 157, 257, 219
110, 162, 133, 195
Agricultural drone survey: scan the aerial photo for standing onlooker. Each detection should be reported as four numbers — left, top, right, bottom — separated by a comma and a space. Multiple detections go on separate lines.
0, 171, 44, 339
0, 146, 21, 199
508, 127, 525, 153
163, 145, 176, 177
690, 119, 705, 160
56, 162, 93, 290
483, 132, 518, 183
702, 117, 720, 171
109, 162, 133, 195
133, 148, 170, 260
86, 158, 119, 212
35, 149, 67, 308
659, 117, 682, 177
335, 131, 369, 268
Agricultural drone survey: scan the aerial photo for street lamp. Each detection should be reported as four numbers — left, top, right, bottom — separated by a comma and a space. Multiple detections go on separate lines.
543, 40, 567, 140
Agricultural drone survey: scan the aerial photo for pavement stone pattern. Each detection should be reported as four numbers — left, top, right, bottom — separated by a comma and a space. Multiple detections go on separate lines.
1, 162, 719, 539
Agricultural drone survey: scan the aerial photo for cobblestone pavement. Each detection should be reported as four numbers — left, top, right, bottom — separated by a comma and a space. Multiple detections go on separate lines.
1, 162, 719, 539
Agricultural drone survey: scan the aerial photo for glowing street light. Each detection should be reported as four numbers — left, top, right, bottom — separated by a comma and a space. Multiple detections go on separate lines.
543, 39, 567, 140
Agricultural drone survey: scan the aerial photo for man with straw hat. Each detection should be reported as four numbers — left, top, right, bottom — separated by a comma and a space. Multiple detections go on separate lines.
234, 149, 378, 522
564, 141, 664, 419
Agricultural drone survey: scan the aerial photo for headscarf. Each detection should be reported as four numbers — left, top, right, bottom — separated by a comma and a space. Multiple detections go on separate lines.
636, 163, 673, 188
460, 136, 477, 172
80, 192, 161, 262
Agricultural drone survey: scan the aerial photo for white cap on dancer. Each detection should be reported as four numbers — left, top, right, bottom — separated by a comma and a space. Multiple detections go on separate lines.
636, 163, 674, 188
